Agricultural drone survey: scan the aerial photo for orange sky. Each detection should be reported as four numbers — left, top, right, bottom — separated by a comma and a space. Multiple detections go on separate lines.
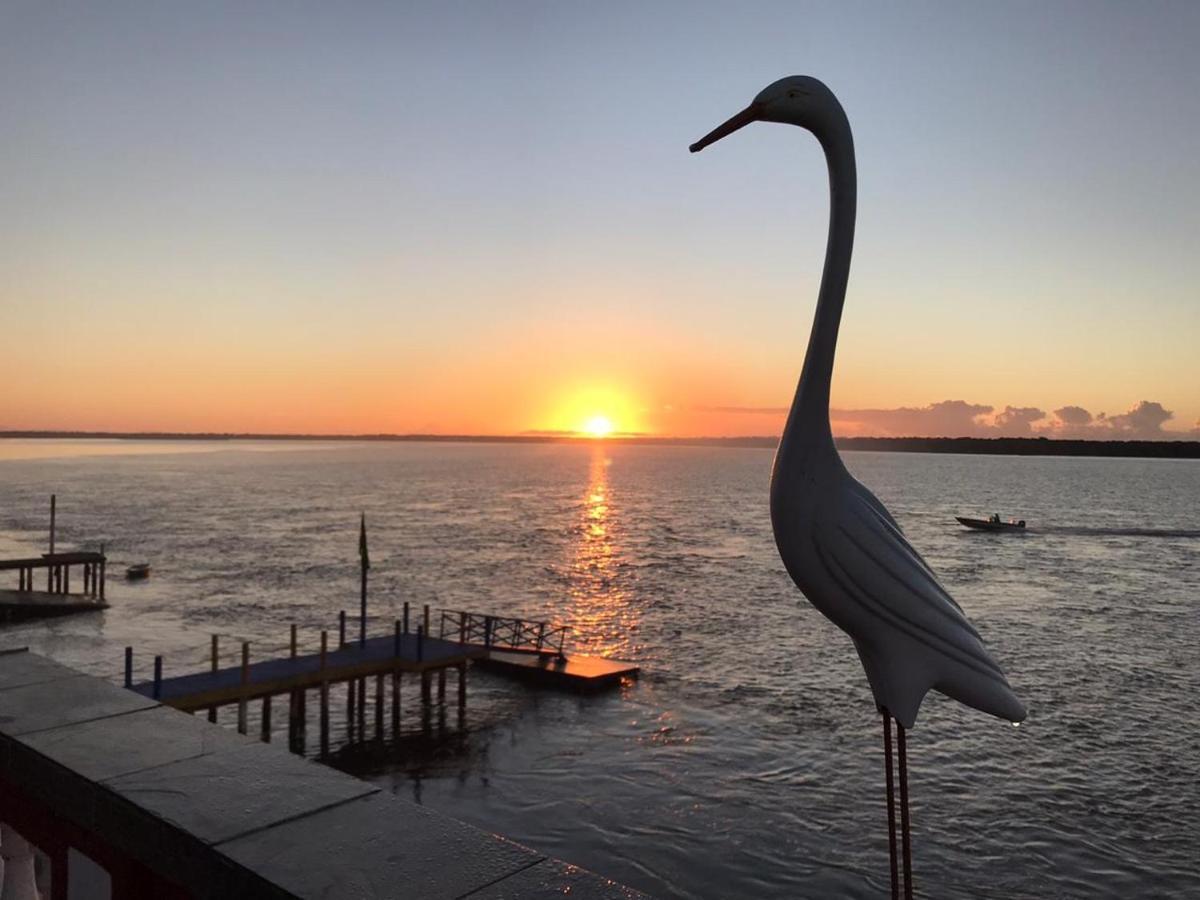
2, 5, 1198, 441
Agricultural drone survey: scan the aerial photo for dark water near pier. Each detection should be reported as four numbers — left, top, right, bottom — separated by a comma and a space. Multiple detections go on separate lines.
1, 440, 1198, 898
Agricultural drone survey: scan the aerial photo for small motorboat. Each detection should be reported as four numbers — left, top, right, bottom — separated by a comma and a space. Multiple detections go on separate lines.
125, 563, 151, 580
956, 515, 1026, 532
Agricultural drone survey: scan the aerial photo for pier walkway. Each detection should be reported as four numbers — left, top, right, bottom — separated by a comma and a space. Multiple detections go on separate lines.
131, 629, 482, 711
0, 648, 646, 899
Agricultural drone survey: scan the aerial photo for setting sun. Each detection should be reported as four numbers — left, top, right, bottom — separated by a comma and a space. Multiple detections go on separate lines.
582, 415, 615, 437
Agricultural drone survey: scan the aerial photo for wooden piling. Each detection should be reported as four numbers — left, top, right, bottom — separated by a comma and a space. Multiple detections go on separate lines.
391, 669, 401, 736
375, 674, 384, 739
319, 630, 329, 756
261, 696, 272, 742
208, 635, 219, 722
346, 678, 356, 742
403, 602, 410, 634
124, 647, 133, 688
437, 668, 446, 703
289, 623, 299, 748
339, 610, 346, 648
152, 656, 162, 700
357, 677, 366, 736
421, 670, 432, 735
458, 662, 467, 718
293, 688, 307, 755
238, 642, 249, 735
423, 603, 431, 636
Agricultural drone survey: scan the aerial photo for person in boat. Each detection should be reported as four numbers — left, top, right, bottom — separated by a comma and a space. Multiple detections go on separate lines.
990, 513, 1000, 524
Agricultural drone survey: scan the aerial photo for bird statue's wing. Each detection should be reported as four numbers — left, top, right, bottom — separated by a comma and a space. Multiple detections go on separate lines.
846, 474, 904, 535
811, 487, 1024, 728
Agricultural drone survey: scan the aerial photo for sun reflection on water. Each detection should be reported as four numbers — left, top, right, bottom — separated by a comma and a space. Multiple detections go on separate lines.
563, 447, 640, 659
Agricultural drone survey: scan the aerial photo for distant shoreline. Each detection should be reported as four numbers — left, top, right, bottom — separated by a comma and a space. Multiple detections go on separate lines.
2, 431, 1198, 459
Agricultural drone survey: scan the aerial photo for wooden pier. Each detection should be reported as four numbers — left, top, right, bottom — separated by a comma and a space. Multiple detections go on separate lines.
0, 551, 108, 622
126, 607, 639, 760
129, 608, 478, 754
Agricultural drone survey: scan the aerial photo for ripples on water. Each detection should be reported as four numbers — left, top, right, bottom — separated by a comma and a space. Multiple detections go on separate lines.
1, 441, 1198, 898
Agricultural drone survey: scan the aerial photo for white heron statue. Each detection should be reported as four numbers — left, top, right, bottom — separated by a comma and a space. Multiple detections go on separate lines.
691, 76, 1026, 898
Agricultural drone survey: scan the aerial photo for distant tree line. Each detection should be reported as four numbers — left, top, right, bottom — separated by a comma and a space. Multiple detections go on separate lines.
2, 431, 1198, 458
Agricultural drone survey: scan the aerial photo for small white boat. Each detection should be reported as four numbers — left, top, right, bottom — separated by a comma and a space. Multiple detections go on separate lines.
956, 516, 1026, 532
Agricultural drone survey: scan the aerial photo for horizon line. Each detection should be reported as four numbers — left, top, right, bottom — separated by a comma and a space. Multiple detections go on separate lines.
2, 429, 1199, 453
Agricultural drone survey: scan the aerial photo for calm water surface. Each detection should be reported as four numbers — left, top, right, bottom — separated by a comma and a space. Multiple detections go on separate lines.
1, 440, 1197, 898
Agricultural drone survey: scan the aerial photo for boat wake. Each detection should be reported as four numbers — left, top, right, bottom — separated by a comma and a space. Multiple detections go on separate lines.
1033, 526, 1200, 539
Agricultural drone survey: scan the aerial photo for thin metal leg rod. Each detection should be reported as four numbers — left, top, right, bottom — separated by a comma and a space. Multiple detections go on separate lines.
897, 721, 914, 900
882, 710, 899, 900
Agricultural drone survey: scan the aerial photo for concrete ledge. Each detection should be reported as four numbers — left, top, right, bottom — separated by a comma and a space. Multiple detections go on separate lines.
0, 649, 647, 898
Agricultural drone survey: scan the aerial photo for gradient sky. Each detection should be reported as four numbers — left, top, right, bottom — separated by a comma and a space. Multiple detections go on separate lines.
2, 2, 1197, 437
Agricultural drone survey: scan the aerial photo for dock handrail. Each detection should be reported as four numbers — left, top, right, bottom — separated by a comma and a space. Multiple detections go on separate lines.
439, 609, 567, 658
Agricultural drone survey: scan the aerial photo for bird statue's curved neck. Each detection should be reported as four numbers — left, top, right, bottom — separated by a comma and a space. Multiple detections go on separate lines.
781, 106, 856, 453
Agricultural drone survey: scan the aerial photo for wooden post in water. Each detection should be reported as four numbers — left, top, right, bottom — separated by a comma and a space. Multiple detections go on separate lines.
458, 662, 467, 722
423, 604, 431, 636
124, 647, 133, 688
294, 687, 307, 755
403, 602, 410, 634
261, 695, 272, 742
346, 675, 356, 742
152, 656, 162, 699
238, 642, 249, 735
357, 676, 366, 736
437, 668, 446, 704
339, 610, 346, 648
47, 494, 56, 591
374, 674, 384, 740
319, 630, 330, 756
392, 619, 402, 737
359, 513, 369, 648
421, 668, 432, 735
392, 673, 401, 738
208, 635, 219, 722
288, 624, 299, 747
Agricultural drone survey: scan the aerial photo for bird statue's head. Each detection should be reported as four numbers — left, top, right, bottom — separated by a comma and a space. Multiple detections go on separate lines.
690, 75, 840, 152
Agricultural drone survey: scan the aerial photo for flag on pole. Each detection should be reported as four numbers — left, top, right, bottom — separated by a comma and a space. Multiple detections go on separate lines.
359, 513, 370, 571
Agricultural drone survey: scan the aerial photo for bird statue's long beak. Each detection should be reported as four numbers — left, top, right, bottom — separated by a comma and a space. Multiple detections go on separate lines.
689, 102, 761, 152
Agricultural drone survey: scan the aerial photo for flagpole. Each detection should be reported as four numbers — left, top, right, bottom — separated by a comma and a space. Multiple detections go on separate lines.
359, 513, 368, 648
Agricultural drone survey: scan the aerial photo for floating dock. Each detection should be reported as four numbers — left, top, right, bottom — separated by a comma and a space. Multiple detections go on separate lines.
480, 649, 640, 690
0, 647, 647, 899
441, 609, 640, 691
0, 551, 108, 622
